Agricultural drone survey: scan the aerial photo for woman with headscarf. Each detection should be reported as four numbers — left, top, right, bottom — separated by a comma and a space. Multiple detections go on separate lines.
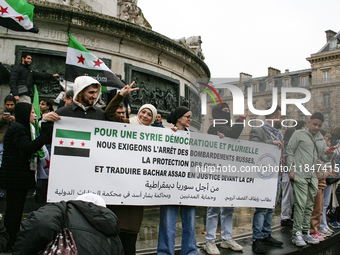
0, 102, 50, 251
156, 106, 196, 255
105, 82, 157, 255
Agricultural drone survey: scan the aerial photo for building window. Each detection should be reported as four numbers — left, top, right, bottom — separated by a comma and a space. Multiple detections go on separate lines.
323, 70, 330, 82
323, 94, 331, 107
266, 100, 271, 109
330, 39, 337, 49
323, 113, 330, 128
283, 79, 290, 88
267, 81, 273, 91
301, 76, 308, 86
252, 84, 258, 93
253, 101, 256, 108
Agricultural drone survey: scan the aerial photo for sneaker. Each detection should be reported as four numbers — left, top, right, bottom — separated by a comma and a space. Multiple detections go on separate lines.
252, 239, 266, 254
326, 225, 334, 233
311, 233, 324, 241
203, 241, 220, 255
329, 221, 340, 229
262, 234, 283, 247
318, 228, 332, 237
281, 219, 293, 227
221, 239, 243, 251
292, 232, 307, 247
303, 233, 320, 244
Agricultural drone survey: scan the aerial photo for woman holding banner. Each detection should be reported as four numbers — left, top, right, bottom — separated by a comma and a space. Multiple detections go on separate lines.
157, 106, 196, 255
105, 82, 157, 255
0, 102, 51, 251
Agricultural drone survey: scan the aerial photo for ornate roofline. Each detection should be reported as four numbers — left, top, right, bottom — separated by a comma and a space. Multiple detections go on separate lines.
306, 50, 340, 64
27, 0, 210, 79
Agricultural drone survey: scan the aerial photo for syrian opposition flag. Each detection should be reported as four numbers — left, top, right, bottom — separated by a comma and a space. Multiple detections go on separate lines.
0, 0, 39, 33
65, 33, 125, 89
54, 129, 91, 158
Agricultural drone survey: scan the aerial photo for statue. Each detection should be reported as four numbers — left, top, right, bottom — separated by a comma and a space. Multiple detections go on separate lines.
117, 0, 152, 28
174, 36, 205, 60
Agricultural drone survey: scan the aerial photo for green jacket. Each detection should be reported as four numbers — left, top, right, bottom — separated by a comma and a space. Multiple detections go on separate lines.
286, 128, 329, 178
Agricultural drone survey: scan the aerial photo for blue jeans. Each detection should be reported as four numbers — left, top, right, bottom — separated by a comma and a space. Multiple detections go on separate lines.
205, 207, 234, 241
320, 184, 332, 228
157, 205, 197, 255
252, 176, 280, 239
252, 208, 274, 239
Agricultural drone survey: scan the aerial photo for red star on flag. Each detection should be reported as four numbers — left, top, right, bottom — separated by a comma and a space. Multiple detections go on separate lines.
93, 58, 103, 67
59, 140, 64, 145
0, 6, 8, 15
77, 54, 85, 65
44, 158, 50, 169
70, 141, 75, 146
15, 16, 24, 22
81, 142, 85, 147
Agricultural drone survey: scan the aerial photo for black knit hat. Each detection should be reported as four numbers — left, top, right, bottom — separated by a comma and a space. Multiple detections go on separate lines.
167, 106, 190, 125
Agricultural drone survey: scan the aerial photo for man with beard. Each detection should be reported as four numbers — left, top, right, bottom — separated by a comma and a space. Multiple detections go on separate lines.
249, 106, 284, 254
151, 113, 165, 128
9, 53, 59, 103
40, 76, 107, 146
0, 95, 16, 166
54, 76, 105, 120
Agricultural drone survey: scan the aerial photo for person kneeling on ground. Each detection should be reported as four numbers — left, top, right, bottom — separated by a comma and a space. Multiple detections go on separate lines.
12, 194, 124, 255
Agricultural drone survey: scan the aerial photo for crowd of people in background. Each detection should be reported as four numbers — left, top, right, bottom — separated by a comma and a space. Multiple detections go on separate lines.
0, 53, 340, 255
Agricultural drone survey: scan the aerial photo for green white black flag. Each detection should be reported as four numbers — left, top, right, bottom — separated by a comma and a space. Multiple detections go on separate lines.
65, 33, 125, 89
0, 0, 38, 33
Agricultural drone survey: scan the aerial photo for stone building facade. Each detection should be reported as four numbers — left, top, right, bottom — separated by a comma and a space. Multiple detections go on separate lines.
0, 0, 209, 130
203, 29, 340, 139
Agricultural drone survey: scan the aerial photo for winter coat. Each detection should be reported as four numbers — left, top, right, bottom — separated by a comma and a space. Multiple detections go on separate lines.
13, 200, 124, 255
0, 62, 10, 85
208, 104, 244, 138
55, 102, 106, 120
286, 128, 331, 179
0, 102, 46, 190
9, 64, 53, 96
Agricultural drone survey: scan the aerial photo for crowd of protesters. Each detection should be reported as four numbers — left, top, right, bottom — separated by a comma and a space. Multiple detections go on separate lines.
0, 54, 340, 255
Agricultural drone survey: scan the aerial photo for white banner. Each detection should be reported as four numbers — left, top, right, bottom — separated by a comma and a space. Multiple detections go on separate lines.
47, 117, 281, 208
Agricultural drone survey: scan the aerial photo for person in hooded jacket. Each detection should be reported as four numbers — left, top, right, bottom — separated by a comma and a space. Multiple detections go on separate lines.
12, 194, 123, 255
0, 102, 52, 250
105, 82, 157, 255
40, 76, 108, 145
203, 103, 248, 254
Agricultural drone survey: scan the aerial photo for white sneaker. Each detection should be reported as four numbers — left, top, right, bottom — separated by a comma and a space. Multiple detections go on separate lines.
303, 232, 320, 244
292, 231, 307, 247
326, 225, 334, 233
204, 241, 220, 255
221, 239, 243, 251
319, 227, 332, 237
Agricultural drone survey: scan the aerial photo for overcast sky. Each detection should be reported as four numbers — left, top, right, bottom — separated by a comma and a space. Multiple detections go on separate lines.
138, 0, 339, 79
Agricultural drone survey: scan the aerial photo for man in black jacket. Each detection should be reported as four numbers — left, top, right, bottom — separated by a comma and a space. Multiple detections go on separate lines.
9, 53, 59, 103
